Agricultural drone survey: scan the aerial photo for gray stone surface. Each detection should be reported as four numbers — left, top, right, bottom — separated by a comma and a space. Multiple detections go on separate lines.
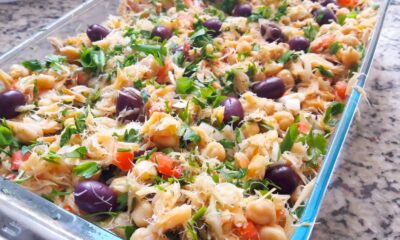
0, 0, 399, 239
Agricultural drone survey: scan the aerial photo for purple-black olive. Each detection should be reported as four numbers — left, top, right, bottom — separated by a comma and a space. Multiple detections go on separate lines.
86, 24, 110, 42
116, 87, 144, 122
260, 23, 285, 43
233, 4, 253, 17
221, 97, 244, 128
74, 180, 117, 213
151, 26, 173, 41
0, 90, 26, 119
252, 77, 285, 99
99, 165, 120, 183
320, 0, 337, 6
288, 36, 310, 52
203, 18, 223, 37
264, 164, 300, 194
313, 7, 337, 25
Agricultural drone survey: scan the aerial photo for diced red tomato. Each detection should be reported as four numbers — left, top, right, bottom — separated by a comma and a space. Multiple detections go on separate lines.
183, 42, 190, 56
235, 221, 260, 240
297, 120, 311, 134
184, 0, 193, 6
150, 152, 183, 178
63, 205, 75, 214
11, 151, 31, 171
337, 0, 358, 8
310, 34, 335, 53
157, 58, 172, 83
335, 81, 347, 102
113, 151, 134, 171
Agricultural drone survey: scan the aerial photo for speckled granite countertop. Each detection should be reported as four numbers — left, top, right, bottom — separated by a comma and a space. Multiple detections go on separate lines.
0, 0, 399, 239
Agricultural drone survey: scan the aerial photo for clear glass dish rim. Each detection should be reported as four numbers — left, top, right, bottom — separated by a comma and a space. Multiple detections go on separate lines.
291, 0, 391, 239
0, 0, 392, 239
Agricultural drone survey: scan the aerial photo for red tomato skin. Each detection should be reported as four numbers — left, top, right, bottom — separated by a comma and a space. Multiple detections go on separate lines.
151, 152, 182, 178
335, 81, 347, 102
236, 221, 260, 240
11, 151, 31, 171
113, 151, 134, 171
338, 0, 358, 8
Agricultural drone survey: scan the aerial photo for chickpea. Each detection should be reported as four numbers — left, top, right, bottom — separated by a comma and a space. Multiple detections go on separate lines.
133, 160, 157, 182
273, 111, 294, 131
9, 64, 29, 79
338, 47, 361, 69
259, 225, 287, 240
36, 74, 56, 90
110, 176, 129, 194
132, 200, 153, 227
235, 152, 250, 168
242, 122, 260, 138
277, 69, 295, 89
247, 155, 268, 180
59, 46, 81, 60
202, 141, 226, 161
236, 41, 252, 53
191, 126, 210, 148
246, 198, 276, 225
152, 135, 180, 149
130, 227, 155, 240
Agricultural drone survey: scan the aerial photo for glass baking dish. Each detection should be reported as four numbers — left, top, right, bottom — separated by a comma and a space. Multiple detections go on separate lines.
0, 0, 391, 239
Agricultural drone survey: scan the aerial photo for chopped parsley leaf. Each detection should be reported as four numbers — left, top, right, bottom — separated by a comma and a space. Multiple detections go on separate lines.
278, 51, 298, 64
60, 125, 78, 147
248, 6, 273, 22
303, 25, 319, 41
176, 0, 186, 11
280, 123, 299, 153
64, 146, 88, 158
300, 131, 328, 167
131, 44, 167, 65
21, 59, 44, 72
176, 77, 194, 94
329, 42, 343, 55
323, 101, 345, 126
273, 0, 288, 21
73, 162, 100, 179
215, 0, 238, 14
317, 65, 334, 78
80, 46, 107, 72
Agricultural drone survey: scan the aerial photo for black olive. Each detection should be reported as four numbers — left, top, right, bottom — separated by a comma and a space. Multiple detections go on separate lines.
313, 7, 337, 25
233, 4, 253, 17
288, 36, 311, 52
260, 23, 286, 43
320, 0, 337, 6
203, 18, 223, 37
264, 164, 300, 194
151, 26, 173, 41
116, 87, 145, 122
99, 165, 120, 184
86, 24, 110, 42
252, 77, 286, 99
0, 90, 26, 119
221, 97, 244, 128
74, 181, 117, 213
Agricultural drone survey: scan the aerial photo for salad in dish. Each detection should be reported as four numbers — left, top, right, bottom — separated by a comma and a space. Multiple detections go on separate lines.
0, 0, 379, 239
